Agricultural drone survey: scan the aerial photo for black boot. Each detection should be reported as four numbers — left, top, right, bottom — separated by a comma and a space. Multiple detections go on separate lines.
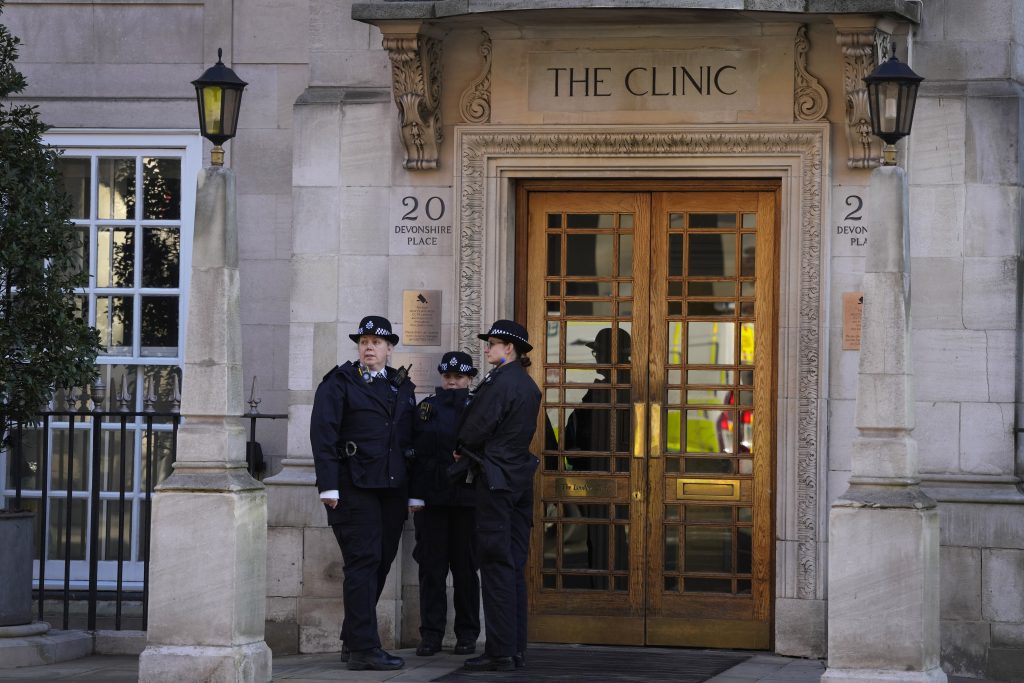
416, 638, 442, 656
463, 654, 514, 671
339, 644, 349, 662
347, 647, 404, 671
453, 638, 477, 655
513, 651, 526, 668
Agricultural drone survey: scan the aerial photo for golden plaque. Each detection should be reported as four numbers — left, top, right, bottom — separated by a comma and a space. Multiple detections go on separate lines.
402, 290, 441, 346
554, 477, 617, 498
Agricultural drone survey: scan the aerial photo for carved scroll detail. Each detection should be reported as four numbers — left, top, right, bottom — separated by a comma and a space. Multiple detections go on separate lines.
456, 127, 826, 599
794, 25, 829, 122
383, 33, 443, 170
459, 31, 492, 124
836, 28, 890, 168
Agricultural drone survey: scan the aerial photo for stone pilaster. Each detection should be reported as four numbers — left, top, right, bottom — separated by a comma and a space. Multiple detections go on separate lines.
822, 166, 946, 683
139, 168, 271, 683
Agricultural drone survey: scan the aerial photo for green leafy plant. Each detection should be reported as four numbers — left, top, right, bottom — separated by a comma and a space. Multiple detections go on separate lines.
0, 2, 101, 449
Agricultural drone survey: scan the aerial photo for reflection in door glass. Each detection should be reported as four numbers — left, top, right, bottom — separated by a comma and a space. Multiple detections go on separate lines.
684, 526, 732, 572
741, 234, 756, 277
566, 234, 614, 276
619, 234, 633, 276
689, 213, 737, 229
567, 213, 615, 229
687, 321, 735, 364
546, 322, 560, 363
548, 235, 561, 275
688, 233, 736, 277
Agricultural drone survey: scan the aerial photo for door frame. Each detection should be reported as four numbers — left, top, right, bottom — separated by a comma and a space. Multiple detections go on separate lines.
452, 123, 831, 645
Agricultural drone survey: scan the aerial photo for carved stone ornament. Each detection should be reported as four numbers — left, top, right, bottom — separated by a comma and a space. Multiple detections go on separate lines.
458, 31, 492, 124
455, 126, 827, 600
794, 25, 829, 122
836, 28, 891, 168
383, 33, 443, 170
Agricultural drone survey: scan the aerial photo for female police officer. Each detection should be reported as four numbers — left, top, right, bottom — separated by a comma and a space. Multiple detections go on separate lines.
408, 351, 480, 657
310, 315, 416, 671
455, 320, 541, 672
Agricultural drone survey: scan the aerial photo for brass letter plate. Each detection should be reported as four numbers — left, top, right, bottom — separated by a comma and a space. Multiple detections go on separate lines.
676, 478, 740, 501
555, 477, 617, 498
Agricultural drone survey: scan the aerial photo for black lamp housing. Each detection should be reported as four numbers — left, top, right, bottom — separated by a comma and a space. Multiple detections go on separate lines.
192, 48, 247, 164
863, 53, 924, 164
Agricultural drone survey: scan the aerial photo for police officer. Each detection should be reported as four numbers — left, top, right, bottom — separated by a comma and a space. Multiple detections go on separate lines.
408, 351, 480, 657
310, 315, 416, 672
456, 320, 541, 672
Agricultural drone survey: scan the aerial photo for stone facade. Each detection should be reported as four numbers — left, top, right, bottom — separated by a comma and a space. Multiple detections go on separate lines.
3, 0, 1023, 680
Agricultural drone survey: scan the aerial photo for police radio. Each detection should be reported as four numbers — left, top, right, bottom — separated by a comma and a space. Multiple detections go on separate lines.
390, 364, 412, 388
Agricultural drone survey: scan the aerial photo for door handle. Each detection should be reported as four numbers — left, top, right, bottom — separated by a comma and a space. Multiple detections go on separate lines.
632, 402, 646, 458
650, 402, 662, 458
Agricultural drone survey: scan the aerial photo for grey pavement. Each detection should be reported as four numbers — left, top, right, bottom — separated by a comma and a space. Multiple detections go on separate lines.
0, 647, 1003, 682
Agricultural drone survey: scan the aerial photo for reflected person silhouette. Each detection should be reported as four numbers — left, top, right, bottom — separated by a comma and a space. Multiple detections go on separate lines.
563, 327, 632, 470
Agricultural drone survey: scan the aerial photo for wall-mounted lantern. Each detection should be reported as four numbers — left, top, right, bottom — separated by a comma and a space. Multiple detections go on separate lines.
864, 53, 924, 165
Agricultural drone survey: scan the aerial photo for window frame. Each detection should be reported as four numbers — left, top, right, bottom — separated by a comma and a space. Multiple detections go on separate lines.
1, 131, 201, 588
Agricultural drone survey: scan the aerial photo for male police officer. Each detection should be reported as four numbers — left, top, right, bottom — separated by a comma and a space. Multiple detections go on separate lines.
310, 315, 416, 671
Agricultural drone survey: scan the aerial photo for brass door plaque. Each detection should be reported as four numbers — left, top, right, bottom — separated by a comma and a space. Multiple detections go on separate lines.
402, 290, 441, 346
554, 477, 617, 498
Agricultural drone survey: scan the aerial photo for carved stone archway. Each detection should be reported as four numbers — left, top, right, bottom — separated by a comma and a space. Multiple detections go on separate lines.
453, 125, 829, 615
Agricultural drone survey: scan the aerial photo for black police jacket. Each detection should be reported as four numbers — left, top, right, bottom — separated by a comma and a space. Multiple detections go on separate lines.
456, 360, 541, 492
409, 387, 475, 507
310, 360, 416, 492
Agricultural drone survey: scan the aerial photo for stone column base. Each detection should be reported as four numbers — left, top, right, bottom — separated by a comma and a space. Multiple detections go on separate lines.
820, 667, 947, 683
139, 641, 271, 683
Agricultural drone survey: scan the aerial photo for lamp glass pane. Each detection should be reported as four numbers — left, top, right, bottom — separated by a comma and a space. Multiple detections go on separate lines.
202, 87, 224, 135
222, 89, 242, 138
881, 81, 899, 134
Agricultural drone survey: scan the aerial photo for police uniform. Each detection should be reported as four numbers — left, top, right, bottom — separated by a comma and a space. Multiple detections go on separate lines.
310, 316, 415, 669
457, 321, 541, 670
409, 351, 480, 655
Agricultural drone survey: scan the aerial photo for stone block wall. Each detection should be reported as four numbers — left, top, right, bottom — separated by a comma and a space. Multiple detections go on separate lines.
825, 1, 1024, 679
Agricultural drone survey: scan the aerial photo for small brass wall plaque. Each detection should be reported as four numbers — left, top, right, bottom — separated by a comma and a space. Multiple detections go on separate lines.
402, 290, 441, 346
676, 478, 740, 501
555, 477, 616, 498
842, 291, 863, 351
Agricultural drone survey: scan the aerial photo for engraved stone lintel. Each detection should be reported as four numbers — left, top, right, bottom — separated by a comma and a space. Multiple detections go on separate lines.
836, 26, 891, 169
383, 31, 443, 170
794, 25, 829, 122
459, 31, 492, 124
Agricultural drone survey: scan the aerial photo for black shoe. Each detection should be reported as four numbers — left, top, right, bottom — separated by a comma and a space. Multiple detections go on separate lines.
513, 651, 526, 668
453, 639, 477, 655
416, 639, 442, 656
347, 647, 404, 671
463, 654, 514, 671
339, 644, 349, 662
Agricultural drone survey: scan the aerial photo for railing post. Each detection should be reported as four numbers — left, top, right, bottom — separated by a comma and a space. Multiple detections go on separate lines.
38, 415, 50, 623
87, 379, 105, 631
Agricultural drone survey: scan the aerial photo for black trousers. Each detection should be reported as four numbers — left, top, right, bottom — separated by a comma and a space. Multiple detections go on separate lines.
413, 505, 480, 643
474, 477, 533, 658
330, 466, 407, 651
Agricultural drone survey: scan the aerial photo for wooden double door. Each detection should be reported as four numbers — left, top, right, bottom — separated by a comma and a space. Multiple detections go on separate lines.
518, 181, 778, 649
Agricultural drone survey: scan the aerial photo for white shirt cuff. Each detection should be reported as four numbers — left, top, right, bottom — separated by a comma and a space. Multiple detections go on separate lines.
408, 498, 425, 507
320, 490, 339, 500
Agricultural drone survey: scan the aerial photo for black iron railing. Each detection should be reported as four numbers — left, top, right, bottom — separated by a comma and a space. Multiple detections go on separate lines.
4, 396, 285, 632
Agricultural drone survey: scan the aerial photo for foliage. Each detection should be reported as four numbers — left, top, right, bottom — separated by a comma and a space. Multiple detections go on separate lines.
0, 3, 101, 446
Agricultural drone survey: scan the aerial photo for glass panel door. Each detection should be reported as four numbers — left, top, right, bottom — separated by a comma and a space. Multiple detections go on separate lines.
524, 185, 776, 649
527, 192, 650, 645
